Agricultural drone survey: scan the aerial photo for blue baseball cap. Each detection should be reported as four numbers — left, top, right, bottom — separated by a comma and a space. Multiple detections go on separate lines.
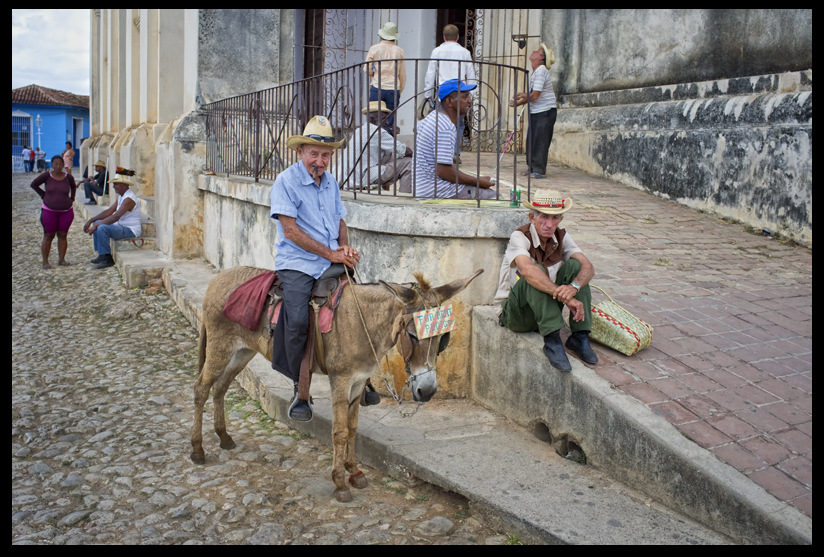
438, 79, 477, 101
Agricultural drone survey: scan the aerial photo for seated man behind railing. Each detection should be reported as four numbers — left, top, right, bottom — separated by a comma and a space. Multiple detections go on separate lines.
337, 101, 413, 192
413, 79, 497, 199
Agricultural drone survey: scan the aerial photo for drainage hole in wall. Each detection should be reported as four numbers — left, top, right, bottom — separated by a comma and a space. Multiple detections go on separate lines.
565, 440, 587, 465
530, 421, 553, 444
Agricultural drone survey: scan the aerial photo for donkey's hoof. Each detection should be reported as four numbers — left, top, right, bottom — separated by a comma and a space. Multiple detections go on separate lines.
190, 452, 206, 465
219, 438, 236, 450
333, 488, 353, 503
349, 473, 368, 489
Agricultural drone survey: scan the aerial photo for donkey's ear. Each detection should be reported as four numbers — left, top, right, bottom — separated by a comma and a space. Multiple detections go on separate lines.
431, 269, 484, 305
380, 280, 418, 305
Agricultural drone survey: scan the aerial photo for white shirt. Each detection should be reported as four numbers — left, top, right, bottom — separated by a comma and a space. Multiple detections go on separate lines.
336, 121, 407, 188
529, 65, 557, 114
116, 189, 143, 237
424, 42, 477, 100
21, 148, 31, 159
493, 223, 582, 314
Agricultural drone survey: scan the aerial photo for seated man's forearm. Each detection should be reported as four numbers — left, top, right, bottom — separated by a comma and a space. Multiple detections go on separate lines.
436, 164, 489, 188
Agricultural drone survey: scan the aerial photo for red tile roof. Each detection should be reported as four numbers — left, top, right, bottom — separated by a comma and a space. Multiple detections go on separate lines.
11, 84, 89, 110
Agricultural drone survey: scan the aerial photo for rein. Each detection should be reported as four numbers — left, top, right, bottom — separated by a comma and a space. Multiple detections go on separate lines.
342, 266, 430, 417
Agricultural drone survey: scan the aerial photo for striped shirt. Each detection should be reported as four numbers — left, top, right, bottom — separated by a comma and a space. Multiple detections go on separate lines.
412, 110, 460, 198
529, 65, 557, 114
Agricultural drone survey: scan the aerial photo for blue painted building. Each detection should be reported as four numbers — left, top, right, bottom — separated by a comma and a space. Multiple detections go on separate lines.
11, 84, 90, 173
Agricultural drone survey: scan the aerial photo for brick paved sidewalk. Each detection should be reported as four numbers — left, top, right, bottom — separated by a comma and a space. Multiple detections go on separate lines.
490, 154, 812, 518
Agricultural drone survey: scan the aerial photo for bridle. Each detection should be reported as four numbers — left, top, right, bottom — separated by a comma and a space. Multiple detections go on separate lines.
343, 267, 446, 416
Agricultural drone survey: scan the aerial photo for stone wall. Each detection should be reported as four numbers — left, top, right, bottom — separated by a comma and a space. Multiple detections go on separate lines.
541, 9, 813, 245
198, 174, 528, 398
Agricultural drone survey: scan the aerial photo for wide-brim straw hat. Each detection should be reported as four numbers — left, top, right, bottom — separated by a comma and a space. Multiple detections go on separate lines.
285, 115, 344, 151
93, 160, 107, 167
362, 101, 392, 114
108, 173, 134, 186
522, 189, 573, 214
540, 43, 555, 68
378, 22, 399, 41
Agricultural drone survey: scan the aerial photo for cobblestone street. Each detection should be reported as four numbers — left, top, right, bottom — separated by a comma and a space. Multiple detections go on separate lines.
11, 173, 500, 546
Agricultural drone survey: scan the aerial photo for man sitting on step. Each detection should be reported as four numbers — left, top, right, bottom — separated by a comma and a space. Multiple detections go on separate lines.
493, 189, 598, 371
83, 173, 142, 269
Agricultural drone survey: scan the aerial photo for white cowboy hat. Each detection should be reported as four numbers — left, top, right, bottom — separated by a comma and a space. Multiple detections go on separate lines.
378, 22, 399, 41
361, 101, 392, 114
285, 115, 344, 151
540, 43, 555, 68
107, 173, 134, 186
522, 189, 573, 214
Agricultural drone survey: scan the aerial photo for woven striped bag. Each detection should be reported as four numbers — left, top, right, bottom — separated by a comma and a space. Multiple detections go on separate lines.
581, 285, 653, 356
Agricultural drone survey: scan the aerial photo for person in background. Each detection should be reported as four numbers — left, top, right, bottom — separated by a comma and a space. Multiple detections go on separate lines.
61, 142, 76, 176
30, 155, 76, 269
424, 24, 476, 163
365, 22, 405, 133
35, 147, 47, 172
83, 173, 142, 269
77, 160, 109, 205
22, 146, 34, 173
511, 43, 557, 179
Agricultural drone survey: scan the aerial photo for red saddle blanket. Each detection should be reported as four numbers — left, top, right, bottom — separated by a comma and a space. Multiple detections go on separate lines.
222, 270, 347, 334
222, 271, 277, 330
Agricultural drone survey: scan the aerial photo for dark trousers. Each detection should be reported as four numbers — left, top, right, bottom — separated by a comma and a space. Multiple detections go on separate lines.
84, 182, 104, 201
271, 269, 315, 383
370, 86, 399, 131
526, 108, 557, 176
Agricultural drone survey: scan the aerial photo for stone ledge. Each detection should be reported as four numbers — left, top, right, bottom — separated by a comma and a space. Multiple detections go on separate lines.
471, 305, 812, 544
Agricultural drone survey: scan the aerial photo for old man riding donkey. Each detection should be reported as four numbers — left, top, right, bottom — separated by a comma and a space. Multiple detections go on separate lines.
190, 115, 482, 502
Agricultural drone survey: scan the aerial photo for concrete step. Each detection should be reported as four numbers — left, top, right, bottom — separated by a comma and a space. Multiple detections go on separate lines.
137, 195, 155, 219
113, 237, 157, 252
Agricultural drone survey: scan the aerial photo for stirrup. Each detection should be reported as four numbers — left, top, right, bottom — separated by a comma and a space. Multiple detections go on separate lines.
288, 386, 314, 422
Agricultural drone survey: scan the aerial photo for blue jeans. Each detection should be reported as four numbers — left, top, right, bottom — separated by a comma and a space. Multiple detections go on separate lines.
369, 86, 399, 131
93, 224, 136, 255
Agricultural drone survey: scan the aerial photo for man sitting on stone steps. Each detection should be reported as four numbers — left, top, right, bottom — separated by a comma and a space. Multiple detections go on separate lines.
493, 190, 598, 371
83, 173, 142, 269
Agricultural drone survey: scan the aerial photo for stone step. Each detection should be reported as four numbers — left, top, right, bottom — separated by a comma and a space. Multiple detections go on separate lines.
137, 195, 155, 219
113, 237, 157, 252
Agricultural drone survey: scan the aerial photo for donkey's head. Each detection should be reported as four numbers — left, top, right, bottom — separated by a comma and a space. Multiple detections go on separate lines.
380, 269, 483, 402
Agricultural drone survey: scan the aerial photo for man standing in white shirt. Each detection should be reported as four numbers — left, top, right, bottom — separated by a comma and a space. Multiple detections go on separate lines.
424, 25, 476, 162
512, 43, 557, 179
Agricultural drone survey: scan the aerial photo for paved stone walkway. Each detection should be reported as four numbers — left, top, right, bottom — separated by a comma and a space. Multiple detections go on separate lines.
11, 174, 504, 545
490, 154, 812, 518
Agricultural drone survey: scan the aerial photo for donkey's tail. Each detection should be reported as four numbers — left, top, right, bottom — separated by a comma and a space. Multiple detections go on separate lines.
197, 322, 207, 376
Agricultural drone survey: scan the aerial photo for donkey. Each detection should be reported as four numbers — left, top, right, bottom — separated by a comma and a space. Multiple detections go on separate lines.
191, 266, 483, 502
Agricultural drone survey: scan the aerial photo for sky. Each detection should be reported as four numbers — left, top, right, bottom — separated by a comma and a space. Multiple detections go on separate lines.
12, 9, 90, 96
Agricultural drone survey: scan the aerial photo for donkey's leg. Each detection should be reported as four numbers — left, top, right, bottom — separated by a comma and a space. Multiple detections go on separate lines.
190, 371, 212, 465
345, 380, 368, 489
329, 375, 354, 502
212, 347, 255, 451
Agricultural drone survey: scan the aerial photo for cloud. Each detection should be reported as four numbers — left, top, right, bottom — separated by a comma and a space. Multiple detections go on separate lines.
12, 9, 90, 95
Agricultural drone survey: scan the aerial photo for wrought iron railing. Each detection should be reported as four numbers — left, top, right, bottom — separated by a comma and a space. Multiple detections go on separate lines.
204, 58, 535, 205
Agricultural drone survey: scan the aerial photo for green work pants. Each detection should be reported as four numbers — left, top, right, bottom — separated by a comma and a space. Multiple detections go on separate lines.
500, 258, 592, 336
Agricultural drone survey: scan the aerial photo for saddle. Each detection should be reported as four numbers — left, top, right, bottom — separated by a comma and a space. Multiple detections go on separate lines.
222, 264, 353, 405
267, 264, 352, 402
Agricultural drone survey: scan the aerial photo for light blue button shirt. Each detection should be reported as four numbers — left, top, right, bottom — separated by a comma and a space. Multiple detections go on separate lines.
270, 161, 347, 279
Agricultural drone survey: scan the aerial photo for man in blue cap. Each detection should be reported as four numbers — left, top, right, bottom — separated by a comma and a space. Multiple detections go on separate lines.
413, 79, 497, 199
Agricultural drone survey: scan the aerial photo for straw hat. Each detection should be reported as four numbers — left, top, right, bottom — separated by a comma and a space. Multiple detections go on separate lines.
540, 43, 555, 68
93, 160, 107, 167
378, 22, 399, 41
362, 101, 392, 114
522, 190, 573, 214
107, 173, 134, 186
285, 116, 344, 151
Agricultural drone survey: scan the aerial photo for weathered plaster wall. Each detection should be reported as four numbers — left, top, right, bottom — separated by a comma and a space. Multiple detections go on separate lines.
197, 173, 529, 398
198, 9, 295, 104
541, 9, 812, 245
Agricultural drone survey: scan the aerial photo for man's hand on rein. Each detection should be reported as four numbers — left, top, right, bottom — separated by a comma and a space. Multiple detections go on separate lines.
333, 245, 360, 267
